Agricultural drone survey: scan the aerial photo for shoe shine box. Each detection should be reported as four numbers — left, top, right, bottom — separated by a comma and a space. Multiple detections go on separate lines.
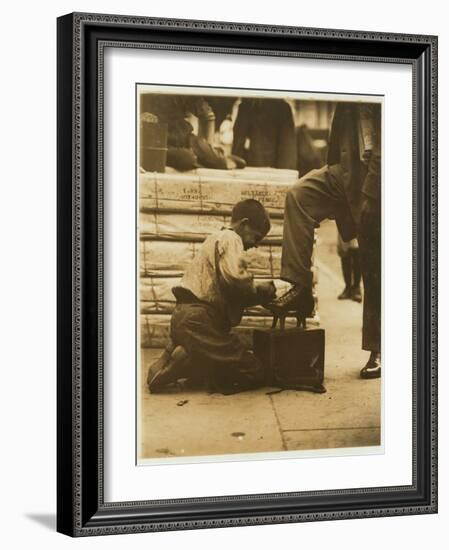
253, 327, 325, 391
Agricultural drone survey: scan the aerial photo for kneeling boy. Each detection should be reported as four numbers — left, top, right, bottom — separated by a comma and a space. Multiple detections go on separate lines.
147, 199, 276, 394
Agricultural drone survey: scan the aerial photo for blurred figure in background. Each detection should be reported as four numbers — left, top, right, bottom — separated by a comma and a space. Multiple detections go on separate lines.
232, 98, 297, 169
337, 235, 362, 303
219, 114, 234, 157
296, 123, 324, 176
140, 94, 245, 171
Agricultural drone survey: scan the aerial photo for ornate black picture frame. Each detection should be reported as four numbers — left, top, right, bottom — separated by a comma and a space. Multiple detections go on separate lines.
57, 12, 438, 536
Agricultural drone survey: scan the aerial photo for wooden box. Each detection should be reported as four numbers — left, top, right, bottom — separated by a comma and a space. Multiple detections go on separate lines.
253, 327, 326, 393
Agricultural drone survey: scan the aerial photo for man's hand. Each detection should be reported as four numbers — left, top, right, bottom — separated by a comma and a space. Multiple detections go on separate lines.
256, 281, 277, 306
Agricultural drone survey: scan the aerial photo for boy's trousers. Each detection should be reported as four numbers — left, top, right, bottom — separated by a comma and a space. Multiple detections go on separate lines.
170, 300, 264, 393
281, 164, 381, 353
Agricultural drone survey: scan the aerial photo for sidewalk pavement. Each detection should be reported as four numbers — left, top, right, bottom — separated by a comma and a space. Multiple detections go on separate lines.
139, 220, 381, 461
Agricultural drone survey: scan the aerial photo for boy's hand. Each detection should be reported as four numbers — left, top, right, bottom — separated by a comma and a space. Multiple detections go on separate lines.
256, 281, 277, 305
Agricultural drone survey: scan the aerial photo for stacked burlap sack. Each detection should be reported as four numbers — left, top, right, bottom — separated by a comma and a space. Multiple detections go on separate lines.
139, 167, 319, 348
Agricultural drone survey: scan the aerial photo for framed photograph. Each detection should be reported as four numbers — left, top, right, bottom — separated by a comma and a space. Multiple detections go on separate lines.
57, 12, 438, 536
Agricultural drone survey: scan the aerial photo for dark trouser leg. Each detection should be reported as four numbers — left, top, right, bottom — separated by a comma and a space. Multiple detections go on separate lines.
281, 166, 346, 288
357, 210, 381, 353
338, 256, 353, 299
350, 248, 362, 288
341, 256, 352, 288
170, 303, 264, 393
349, 248, 363, 303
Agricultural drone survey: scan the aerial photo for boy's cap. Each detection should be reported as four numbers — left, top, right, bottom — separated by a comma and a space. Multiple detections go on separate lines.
231, 199, 271, 235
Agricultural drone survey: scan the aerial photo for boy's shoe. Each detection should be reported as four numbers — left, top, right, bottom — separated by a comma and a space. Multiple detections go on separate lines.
350, 285, 362, 303
145, 342, 174, 388
360, 352, 381, 379
148, 345, 189, 393
338, 287, 352, 300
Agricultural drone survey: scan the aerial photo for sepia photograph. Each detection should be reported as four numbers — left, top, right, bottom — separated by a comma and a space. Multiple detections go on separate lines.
137, 85, 382, 463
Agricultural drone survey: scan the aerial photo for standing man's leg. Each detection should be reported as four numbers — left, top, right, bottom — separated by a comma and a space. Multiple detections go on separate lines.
270, 165, 347, 315
337, 234, 353, 300
349, 245, 362, 303
281, 166, 344, 287
357, 205, 381, 378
